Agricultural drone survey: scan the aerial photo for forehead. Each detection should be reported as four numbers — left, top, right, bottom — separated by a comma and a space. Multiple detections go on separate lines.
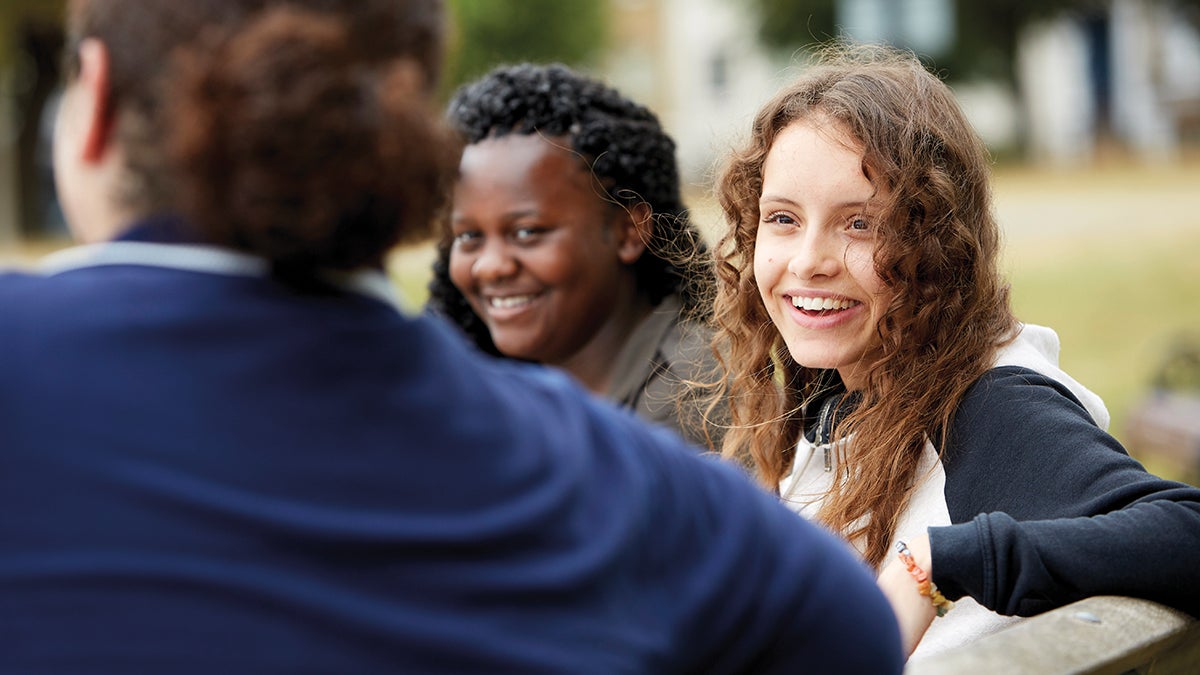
767, 117, 864, 170
456, 133, 600, 203
761, 119, 873, 201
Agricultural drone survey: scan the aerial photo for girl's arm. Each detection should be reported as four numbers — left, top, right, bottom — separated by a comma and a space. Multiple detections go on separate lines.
931, 366, 1200, 617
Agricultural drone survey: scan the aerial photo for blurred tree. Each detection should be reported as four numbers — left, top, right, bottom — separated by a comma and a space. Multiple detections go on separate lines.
752, 0, 838, 51
444, 0, 609, 96
0, 0, 63, 67
0, 1, 66, 237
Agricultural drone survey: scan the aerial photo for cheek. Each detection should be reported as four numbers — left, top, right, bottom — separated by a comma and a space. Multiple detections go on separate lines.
859, 264, 888, 299
753, 271, 778, 318
751, 234, 771, 281
845, 243, 885, 293
447, 249, 474, 291
528, 241, 582, 286
858, 268, 891, 320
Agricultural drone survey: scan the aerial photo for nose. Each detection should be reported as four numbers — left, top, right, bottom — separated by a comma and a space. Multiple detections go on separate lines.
471, 239, 519, 282
785, 227, 841, 280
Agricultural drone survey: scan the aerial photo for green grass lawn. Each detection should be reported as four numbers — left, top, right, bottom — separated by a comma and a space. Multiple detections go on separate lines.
993, 161, 1200, 478
1003, 221, 1200, 481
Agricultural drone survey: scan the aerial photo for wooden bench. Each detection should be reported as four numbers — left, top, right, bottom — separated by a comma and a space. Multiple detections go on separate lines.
907, 596, 1200, 674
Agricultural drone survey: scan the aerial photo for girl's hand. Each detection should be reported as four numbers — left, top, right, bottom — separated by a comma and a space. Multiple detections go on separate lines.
877, 533, 937, 657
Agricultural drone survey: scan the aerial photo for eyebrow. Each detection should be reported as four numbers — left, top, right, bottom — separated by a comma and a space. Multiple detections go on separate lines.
758, 194, 798, 207
451, 207, 541, 223
758, 194, 872, 210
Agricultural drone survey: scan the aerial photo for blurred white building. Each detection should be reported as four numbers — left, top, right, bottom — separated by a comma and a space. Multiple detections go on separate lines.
1020, 0, 1200, 164
600, 0, 1200, 174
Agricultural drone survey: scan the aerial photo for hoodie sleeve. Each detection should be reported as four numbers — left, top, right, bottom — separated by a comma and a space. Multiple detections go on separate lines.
930, 366, 1200, 617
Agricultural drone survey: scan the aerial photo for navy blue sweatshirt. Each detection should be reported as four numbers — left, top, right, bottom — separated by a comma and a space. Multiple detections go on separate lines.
0, 227, 902, 674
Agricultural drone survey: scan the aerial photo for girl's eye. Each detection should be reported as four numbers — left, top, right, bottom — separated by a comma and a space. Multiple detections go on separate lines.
763, 211, 796, 226
848, 216, 871, 232
514, 226, 547, 242
452, 231, 481, 249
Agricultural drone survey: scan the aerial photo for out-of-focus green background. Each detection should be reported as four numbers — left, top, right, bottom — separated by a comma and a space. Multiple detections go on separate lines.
2, 0, 1198, 478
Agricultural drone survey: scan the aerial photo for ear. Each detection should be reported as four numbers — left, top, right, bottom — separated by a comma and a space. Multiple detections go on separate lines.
614, 202, 652, 265
75, 38, 115, 163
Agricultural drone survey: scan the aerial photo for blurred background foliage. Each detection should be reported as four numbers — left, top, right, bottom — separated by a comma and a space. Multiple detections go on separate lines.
443, 0, 609, 98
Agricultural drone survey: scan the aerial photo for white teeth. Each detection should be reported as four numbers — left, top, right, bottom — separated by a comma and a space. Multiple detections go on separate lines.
791, 296, 857, 311
488, 295, 535, 309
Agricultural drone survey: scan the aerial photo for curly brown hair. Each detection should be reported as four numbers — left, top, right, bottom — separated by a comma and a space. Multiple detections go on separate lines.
713, 44, 1017, 567
65, 0, 454, 271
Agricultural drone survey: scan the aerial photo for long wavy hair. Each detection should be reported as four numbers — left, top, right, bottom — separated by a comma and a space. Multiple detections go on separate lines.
713, 44, 1017, 567
426, 63, 712, 355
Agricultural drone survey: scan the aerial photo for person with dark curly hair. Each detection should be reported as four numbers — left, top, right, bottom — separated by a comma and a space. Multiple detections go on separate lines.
0, 2, 905, 672
712, 43, 1200, 661
427, 63, 723, 449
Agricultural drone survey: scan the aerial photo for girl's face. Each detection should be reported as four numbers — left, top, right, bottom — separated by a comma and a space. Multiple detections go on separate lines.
753, 118, 892, 390
448, 133, 642, 367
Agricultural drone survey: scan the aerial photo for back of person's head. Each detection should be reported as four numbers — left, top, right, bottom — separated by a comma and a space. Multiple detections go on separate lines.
65, 0, 455, 271
714, 44, 1016, 567
427, 63, 711, 354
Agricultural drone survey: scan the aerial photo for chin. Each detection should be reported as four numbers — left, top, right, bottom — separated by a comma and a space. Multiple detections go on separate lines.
786, 346, 846, 370
492, 339, 541, 362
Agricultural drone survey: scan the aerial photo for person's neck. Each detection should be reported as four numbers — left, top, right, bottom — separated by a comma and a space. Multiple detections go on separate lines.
64, 142, 138, 244
557, 291, 657, 396
71, 210, 136, 244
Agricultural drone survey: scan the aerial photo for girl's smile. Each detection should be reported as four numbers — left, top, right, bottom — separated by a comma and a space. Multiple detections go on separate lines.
783, 292, 867, 329
448, 133, 649, 384
753, 117, 891, 390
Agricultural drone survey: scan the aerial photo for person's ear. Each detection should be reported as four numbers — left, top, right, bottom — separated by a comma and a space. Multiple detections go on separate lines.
615, 202, 652, 265
75, 38, 115, 163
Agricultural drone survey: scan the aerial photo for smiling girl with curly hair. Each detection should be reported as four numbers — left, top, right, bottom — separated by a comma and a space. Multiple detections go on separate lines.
712, 43, 1200, 660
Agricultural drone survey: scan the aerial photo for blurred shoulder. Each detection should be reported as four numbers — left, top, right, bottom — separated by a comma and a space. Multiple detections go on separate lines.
0, 268, 62, 319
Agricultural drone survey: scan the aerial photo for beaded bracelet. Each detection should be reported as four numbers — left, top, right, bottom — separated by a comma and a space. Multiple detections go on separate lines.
896, 541, 955, 617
